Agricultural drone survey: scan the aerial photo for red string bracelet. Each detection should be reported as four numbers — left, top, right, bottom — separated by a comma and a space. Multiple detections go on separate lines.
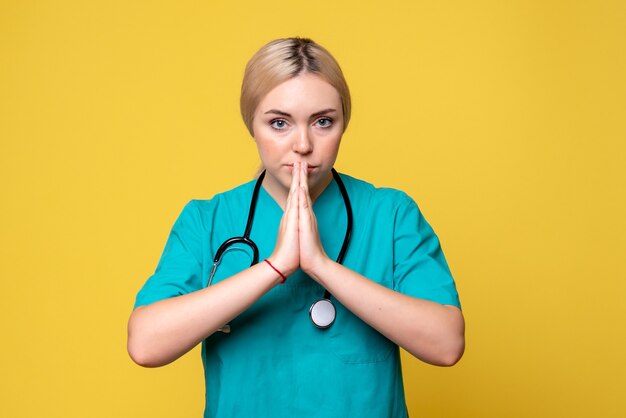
264, 259, 287, 284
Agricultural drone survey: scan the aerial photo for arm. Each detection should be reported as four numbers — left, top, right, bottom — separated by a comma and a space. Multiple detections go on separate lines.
128, 171, 303, 368
308, 260, 464, 366
297, 163, 465, 366
127, 262, 285, 367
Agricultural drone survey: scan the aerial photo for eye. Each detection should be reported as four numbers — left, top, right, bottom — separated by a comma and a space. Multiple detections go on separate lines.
315, 117, 333, 128
270, 119, 288, 130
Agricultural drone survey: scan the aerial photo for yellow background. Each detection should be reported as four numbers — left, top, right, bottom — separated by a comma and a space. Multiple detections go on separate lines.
1, 1, 624, 417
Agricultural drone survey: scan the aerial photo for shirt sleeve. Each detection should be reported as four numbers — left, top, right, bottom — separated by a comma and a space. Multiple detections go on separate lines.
133, 200, 205, 308
392, 194, 461, 308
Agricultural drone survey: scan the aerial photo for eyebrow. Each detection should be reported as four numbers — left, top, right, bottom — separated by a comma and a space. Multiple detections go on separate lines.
263, 108, 337, 118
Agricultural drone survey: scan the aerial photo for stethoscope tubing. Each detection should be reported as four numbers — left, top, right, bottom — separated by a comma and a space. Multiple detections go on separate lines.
207, 168, 352, 329
207, 171, 266, 287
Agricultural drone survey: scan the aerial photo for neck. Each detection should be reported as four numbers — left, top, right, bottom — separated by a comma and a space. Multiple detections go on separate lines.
309, 171, 334, 203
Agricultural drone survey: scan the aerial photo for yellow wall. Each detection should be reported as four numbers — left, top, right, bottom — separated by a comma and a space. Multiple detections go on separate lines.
1, 1, 624, 417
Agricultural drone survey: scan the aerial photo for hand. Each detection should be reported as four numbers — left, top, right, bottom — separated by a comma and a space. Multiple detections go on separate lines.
268, 162, 329, 280
298, 162, 329, 276
268, 162, 301, 276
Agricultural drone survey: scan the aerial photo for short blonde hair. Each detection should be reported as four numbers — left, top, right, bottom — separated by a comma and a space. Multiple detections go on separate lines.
240, 37, 351, 136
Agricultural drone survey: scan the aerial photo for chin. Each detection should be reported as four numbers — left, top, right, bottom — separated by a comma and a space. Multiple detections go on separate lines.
263, 167, 291, 190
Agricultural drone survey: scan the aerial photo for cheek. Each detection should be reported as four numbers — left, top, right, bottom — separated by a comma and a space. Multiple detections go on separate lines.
254, 135, 285, 165
322, 135, 342, 157
257, 138, 277, 154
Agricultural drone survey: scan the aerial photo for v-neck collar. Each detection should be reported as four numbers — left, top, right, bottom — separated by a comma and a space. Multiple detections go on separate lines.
258, 174, 341, 215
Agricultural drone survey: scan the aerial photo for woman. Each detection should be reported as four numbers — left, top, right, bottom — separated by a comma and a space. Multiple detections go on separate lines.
128, 37, 464, 417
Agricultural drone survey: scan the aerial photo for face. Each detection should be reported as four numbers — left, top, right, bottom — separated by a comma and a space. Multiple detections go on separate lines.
252, 72, 344, 203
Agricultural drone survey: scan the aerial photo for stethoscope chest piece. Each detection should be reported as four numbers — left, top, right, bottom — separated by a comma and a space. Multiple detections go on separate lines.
309, 298, 336, 329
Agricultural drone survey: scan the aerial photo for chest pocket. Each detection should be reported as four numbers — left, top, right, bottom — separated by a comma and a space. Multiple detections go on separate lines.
329, 306, 395, 364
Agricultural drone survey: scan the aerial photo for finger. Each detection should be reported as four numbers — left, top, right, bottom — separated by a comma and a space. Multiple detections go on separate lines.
299, 185, 311, 226
297, 163, 306, 206
300, 163, 314, 213
285, 162, 300, 212
287, 167, 300, 226
292, 161, 300, 192
300, 161, 308, 190
291, 162, 301, 212
299, 185, 317, 228
299, 184, 321, 246
300, 163, 311, 207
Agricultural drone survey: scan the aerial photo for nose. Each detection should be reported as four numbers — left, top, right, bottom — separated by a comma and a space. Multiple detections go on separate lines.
292, 127, 313, 155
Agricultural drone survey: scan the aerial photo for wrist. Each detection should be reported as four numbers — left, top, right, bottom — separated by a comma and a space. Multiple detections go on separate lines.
302, 254, 334, 283
266, 256, 297, 279
263, 259, 287, 284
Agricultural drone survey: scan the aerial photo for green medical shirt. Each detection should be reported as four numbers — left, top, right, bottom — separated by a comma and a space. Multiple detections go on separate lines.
134, 173, 460, 418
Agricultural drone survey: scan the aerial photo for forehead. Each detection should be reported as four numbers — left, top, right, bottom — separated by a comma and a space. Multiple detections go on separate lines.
257, 73, 341, 114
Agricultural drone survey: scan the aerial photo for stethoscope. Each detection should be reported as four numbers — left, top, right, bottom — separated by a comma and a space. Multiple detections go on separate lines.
208, 168, 353, 332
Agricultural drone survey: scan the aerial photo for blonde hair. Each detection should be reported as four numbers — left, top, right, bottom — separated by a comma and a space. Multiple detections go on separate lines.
240, 37, 351, 136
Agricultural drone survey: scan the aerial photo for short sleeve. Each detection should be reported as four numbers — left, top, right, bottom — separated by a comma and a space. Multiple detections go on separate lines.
134, 201, 204, 308
392, 195, 461, 308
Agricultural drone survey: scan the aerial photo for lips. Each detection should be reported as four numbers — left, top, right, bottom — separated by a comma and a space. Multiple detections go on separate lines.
285, 163, 319, 173
285, 163, 318, 168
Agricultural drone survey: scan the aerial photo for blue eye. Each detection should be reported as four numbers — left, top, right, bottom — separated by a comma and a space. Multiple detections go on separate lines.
270, 119, 288, 130
316, 117, 333, 128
